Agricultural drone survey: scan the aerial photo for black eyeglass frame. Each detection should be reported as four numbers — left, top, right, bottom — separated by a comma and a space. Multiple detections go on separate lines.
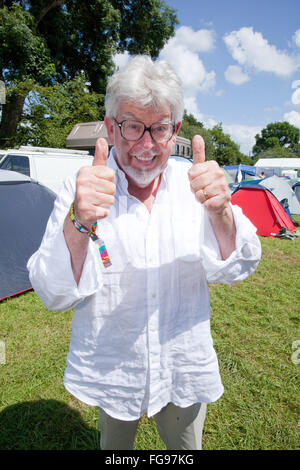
113, 118, 176, 143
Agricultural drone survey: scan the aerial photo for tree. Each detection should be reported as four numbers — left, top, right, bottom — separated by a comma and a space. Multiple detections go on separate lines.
179, 111, 215, 161
253, 121, 300, 156
179, 113, 250, 165
14, 73, 104, 148
0, 3, 56, 144
208, 124, 246, 166
251, 145, 298, 164
0, 0, 178, 147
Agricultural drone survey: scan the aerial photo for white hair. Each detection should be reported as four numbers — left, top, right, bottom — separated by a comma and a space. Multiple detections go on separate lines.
105, 55, 184, 124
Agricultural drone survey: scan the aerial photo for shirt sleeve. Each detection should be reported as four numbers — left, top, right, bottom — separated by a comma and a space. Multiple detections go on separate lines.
201, 203, 262, 284
27, 175, 103, 311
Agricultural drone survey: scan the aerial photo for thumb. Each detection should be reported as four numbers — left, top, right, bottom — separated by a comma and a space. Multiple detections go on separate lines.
192, 135, 205, 165
93, 138, 108, 166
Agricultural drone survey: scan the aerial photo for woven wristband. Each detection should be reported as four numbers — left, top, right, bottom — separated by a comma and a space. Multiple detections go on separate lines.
69, 202, 112, 268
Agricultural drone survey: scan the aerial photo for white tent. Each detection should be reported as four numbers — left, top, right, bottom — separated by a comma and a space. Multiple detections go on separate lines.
255, 158, 300, 177
259, 175, 300, 215
255, 158, 300, 168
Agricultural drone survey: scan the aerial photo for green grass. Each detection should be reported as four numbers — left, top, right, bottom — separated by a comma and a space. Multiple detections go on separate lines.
0, 236, 299, 450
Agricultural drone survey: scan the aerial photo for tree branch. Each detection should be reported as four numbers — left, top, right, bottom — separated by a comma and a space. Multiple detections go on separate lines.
35, 0, 66, 27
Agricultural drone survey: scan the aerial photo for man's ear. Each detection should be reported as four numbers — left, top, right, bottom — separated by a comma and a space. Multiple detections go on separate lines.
175, 122, 182, 134
171, 121, 182, 143
104, 116, 115, 145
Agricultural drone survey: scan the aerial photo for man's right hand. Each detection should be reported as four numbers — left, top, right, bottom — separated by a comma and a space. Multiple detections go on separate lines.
74, 138, 116, 230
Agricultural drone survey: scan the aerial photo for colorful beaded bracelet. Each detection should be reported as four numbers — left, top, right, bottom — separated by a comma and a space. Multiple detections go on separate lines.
69, 202, 112, 268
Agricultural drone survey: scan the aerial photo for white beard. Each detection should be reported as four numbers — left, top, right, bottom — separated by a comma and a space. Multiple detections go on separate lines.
121, 161, 163, 187
116, 148, 165, 187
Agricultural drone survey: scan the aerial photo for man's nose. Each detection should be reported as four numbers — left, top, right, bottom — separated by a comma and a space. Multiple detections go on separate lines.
139, 129, 155, 148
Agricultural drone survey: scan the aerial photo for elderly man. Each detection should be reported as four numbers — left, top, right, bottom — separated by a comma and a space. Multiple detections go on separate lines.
27, 55, 261, 450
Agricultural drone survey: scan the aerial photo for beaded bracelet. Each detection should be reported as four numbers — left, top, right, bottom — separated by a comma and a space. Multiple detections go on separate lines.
69, 202, 112, 268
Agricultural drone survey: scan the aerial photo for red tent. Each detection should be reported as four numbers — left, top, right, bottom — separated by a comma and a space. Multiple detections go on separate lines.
231, 184, 295, 237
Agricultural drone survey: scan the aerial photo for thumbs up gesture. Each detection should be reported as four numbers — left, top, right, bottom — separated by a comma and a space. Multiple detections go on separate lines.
74, 138, 116, 230
188, 135, 231, 216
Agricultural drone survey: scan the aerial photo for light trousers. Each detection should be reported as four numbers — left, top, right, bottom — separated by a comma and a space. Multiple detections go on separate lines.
98, 402, 207, 450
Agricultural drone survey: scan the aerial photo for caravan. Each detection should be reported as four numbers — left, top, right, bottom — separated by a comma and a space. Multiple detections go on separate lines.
0, 146, 93, 193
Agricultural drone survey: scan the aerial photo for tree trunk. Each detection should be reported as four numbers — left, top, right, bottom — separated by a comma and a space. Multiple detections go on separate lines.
0, 91, 27, 148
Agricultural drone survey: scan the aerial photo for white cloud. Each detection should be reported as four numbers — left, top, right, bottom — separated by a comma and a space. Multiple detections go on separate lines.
162, 43, 216, 92
284, 110, 300, 128
159, 26, 216, 117
183, 96, 205, 122
224, 27, 300, 77
112, 27, 217, 124
223, 124, 262, 155
224, 65, 250, 85
291, 80, 300, 89
171, 26, 216, 53
203, 120, 261, 155
205, 117, 218, 128
291, 88, 300, 106
293, 29, 300, 48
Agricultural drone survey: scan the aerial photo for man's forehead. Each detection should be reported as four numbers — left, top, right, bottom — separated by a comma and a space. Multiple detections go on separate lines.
117, 104, 172, 122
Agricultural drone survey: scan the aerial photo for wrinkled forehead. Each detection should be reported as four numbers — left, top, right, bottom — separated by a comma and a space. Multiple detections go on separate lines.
116, 102, 173, 124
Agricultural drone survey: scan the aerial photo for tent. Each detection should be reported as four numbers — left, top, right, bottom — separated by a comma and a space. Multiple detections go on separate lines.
293, 181, 300, 202
223, 164, 256, 183
255, 158, 300, 170
231, 184, 296, 237
255, 158, 300, 178
258, 175, 300, 215
0, 170, 56, 301
221, 167, 234, 185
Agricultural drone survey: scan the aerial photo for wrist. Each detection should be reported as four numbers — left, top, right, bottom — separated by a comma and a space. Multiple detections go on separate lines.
209, 203, 232, 221
69, 202, 98, 240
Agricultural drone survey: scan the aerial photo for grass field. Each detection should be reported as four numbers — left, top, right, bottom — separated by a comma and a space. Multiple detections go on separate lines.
0, 236, 299, 450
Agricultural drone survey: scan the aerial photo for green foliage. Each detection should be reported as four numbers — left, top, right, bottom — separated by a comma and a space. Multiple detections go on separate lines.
253, 121, 300, 156
179, 110, 215, 161
290, 142, 300, 156
113, 0, 179, 58
0, 3, 55, 84
0, 0, 178, 147
15, 74, 104, 148
179, 113, 248, 165
209, 123, 246, 166
252, 145, 298, 164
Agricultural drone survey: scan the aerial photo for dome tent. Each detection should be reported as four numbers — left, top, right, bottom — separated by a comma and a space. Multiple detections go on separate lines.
259, 175, 300, 216
231, 184, 295, 237
0, 170, 56, 301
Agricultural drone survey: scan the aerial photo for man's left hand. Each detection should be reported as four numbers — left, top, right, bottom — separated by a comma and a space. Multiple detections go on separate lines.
188, 135, 231, 216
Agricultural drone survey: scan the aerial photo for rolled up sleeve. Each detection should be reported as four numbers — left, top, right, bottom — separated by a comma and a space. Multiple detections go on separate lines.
27, 175, 103, 311
201, 204, 261, 284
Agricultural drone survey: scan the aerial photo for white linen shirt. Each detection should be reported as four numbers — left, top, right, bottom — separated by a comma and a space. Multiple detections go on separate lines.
27, 148, 261, 421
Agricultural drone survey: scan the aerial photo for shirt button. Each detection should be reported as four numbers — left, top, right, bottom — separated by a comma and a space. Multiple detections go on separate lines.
152, 293, 156, 298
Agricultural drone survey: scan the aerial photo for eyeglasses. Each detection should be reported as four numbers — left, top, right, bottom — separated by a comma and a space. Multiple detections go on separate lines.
114, 118, 175, 143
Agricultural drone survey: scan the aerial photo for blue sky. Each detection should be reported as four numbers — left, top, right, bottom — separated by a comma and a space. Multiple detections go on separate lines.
115, 0, 300, 155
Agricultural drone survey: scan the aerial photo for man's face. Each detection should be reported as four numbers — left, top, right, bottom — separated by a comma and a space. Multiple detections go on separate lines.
105, 103, 181, 189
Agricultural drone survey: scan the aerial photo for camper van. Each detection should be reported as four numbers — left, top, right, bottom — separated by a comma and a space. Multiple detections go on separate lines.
0, 146, 93, 193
